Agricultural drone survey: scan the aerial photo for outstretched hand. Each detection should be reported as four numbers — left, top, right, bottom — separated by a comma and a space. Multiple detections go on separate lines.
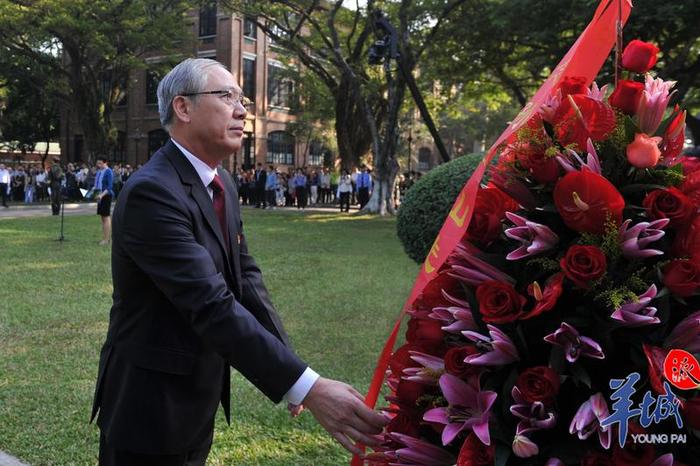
302, 377, 388, 455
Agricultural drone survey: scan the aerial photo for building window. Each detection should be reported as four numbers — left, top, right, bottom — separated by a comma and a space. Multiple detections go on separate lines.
148, 129, 168, 158
243, 57, 256, 102
243, 16, 257, 39
418, 147, 432, 170
243, 132, 255, 169
308, 140, 324, 166
267, 131, 295, 165
145, 70, 161, 105
199, 0, 217, 37
267, 63, 294, 109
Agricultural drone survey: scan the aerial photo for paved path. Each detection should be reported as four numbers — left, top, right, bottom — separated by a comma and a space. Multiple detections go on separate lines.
0, 451, 29, 466
0, 202, 361, 221
0, 202, 97, 220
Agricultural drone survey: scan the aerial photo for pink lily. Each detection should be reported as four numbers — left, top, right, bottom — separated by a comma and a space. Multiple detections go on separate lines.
512, 434, 539, 458
403, 352, 445, 385
544, 322, 605, 363
510, 386, 557, 434
651, 453, 676, 466
539, 90, 562, 123
569, 393, 612, 449
505, 212, 560, 260
423, 373, 497, 446
638, 75, 677, 135
365, 432, 456, 465
556, 139, 602, 175
619, 218, 669, 260
429, 305, 477, 334
586, 81, 609, 101
665, 310, 700, 354
448, 248, 516, 286
610, 284, 660, 327
462, 325, 520, 366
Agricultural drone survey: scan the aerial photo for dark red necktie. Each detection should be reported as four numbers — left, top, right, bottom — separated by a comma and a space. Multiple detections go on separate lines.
210, 175, 229, 248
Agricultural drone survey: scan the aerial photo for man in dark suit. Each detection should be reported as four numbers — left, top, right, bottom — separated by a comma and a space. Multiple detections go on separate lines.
91, 58, 386, 466
254, 162, 267, 208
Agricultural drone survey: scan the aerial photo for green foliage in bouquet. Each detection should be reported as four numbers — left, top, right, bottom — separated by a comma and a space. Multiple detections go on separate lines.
397, 153, 488, 263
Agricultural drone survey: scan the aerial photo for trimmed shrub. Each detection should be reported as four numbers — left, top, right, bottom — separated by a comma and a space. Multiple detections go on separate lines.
396, 153, 485, 263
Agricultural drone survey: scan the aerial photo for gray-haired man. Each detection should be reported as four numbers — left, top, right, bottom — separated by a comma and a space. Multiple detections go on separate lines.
91, 58, 386, 466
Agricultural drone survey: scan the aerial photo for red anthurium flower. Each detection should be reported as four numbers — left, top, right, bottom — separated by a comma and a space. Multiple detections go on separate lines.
457, 433, 495, 466
521, 272, 564, 320
680, 167, 700, 205
553, 94, 617, 150
609, 79, 644, 115
621, 39, 660, 73
553, 171, 625, 234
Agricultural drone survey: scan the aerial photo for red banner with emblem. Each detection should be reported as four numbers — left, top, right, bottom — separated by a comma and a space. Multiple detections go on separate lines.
351, 1, 632, 464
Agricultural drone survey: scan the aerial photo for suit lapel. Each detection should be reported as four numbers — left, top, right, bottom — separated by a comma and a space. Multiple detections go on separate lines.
164, 141, 231, 267
218, 168, 243, 294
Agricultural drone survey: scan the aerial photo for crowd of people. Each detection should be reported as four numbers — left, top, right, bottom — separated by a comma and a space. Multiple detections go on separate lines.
0, 157, 422, 212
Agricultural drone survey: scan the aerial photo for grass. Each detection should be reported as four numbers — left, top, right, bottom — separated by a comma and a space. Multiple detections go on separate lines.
0, 208, 418, 466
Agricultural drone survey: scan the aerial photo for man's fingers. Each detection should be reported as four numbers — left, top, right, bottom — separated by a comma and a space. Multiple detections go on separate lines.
343, 425, 383, 448
352, 401, 388, 431
332, 431, 363, 456
348, 386, 365, 401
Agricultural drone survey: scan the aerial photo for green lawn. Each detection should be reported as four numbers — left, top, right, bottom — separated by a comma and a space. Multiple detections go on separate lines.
0, 209, 418, 466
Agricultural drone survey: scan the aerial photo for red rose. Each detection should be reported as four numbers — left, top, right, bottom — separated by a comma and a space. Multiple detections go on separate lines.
682, 395, 700, 430
553, 171, 625, 234
663, 259, 700, 298
680, 167, 700, 205
465, 188, 507, 245
643, 187, 696, 228
560, 245, 607, 289
415, 271, 462, 310
553, 94, 616, 150
389, 344, 422, 378
621, 39, 659, 73
611, 422, 656, 466
457, 433, 495, 466
476, 280, 526, 324
673, 216, 700, 260
515, 366, 560, 406
557, 76, 588, 97
385, 412, 421, 437
608, 79, 645, 115
444, 345, 481, 380
395, 378, 426, 406
515, 141, 560, 184
680, 155, 700, 176
580, 451, 613, 466
406, 317, 445, 347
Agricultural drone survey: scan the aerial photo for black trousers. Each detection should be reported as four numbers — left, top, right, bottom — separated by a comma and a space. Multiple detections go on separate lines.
0, 183, 7, 206
358, 187, 370, 209
99, 431, 212, 466
339, 192, 350, 212
295, 186, 307, 208
50, 184, 62, 215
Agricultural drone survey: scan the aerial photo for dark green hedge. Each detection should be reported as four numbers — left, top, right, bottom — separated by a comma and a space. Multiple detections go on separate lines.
396, 153, 485, 264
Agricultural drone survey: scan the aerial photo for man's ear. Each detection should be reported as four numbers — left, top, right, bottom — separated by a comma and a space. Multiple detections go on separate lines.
172, 95, 192, 124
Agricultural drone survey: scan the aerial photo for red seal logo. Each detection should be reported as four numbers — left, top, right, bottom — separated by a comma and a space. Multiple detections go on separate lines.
664, 349, 700, 390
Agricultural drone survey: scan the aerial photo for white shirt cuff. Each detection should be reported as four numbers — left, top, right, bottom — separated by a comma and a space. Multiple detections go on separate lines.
283, 367, 320, 406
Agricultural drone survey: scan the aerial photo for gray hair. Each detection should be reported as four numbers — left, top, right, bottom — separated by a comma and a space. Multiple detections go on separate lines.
157, 58, 228, 131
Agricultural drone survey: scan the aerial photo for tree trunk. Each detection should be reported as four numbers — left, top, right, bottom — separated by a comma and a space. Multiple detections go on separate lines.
333, 77, 376, 169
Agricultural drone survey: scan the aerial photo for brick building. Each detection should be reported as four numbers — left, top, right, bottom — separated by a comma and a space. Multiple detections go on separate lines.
59, 2, 329, 171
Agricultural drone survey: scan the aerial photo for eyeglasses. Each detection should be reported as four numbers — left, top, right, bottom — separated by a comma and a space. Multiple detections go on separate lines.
180, 89, 253, 109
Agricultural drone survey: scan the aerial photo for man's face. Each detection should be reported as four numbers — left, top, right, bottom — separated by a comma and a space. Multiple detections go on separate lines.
96, 160, 105, 170
188, 66, 247, 158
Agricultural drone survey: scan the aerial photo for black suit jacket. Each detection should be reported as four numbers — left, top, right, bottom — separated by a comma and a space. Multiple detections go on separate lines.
91, 140, 307, 454
255, 169, 267, 190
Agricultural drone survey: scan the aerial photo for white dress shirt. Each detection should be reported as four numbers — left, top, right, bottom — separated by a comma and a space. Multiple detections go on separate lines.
0, 168, 10, 184
172, 138, 319, 405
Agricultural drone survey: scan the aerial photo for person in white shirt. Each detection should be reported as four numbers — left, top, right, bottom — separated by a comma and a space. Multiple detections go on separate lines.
0, 164, 10, 207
